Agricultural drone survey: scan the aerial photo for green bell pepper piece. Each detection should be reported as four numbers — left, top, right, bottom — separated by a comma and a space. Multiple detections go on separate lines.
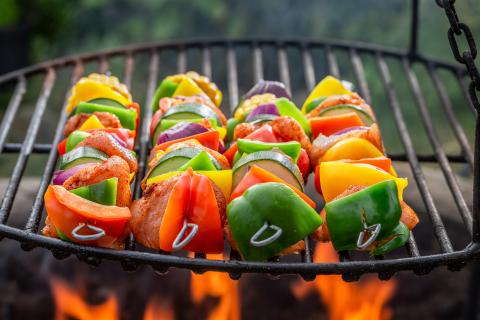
226, 118, 240, 142
70, 177, 118, 206
232, 151, 242, 165
275, 98, 311, 135
237, 139, 301, 162
178, 151, 217, 171
151, 79, 179, 112
227, 182, 322, 261
66, 131, 91, 152
371, 222, 410, 256
304, 96, 327, 114
325, 180, 402, 252
76, 102, 137, 130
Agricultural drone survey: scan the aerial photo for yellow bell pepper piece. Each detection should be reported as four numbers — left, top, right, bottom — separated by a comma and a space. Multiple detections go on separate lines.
319, 137, 384, 162
78, 115, 105, 131
66, 77, 132, 113
88, 73, 131, 100
216, 126, 226, 140
168, 71, 223, 107
302, 75, 352, 113
319, 161, 407, 202
233, 93, 276, 121
172, 77, 204, 98
146, 170, 232, 199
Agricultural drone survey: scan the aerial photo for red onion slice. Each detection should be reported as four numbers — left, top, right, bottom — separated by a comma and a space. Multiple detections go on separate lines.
243, 80, 291, 100
52, 163, 95, 185
245, 103, 279, 121
157, 122, 208, 145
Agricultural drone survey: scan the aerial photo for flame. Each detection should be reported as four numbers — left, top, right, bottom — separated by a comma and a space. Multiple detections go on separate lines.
50, 277, 119, 320
291, 243, 396, 320
190, 254, 241, 320
143, 296, 175, 320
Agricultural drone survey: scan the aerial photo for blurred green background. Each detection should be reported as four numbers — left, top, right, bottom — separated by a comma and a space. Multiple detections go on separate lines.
1, 0, 479, 70
0, 0, 478, 177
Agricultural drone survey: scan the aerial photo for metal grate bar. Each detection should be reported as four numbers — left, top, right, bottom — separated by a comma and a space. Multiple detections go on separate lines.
133, 50, 159, 199
302, 46, 316, 91
277, 46, 291, 94
428, 64, 474, 169
406, 232, 421, 257
177, 47, 187, 74
325, 45, 340, 78
0, 77, 26, 152
123, 52, 135, 89
350, 48, 371, 103
99, 56, 109, 74
377, 54, 454, 253
252, 44, 264, 83
201, 46, 212, 79
25, 63, 84, 232
403, 59, 473, 235
227, 46, 239, 112
0, 69, 56, 224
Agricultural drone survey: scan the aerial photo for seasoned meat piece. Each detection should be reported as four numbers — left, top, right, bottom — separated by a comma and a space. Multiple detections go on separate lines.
308, 123, 384, 166
62, 156, 132, 207
271, 116, 312, 152
64, 112, 122, 136
130, 176, 178, 248
400, 201, 419, 230
233, 122, 257, 140
42, 217, 58, 238
76, 131, 138, 173
131, 175, 226, 249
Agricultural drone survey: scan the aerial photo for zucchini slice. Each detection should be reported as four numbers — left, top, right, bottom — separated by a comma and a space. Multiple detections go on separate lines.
148, 147, 222, 178
161, 103, 221, 125
60, 147, 108, 170
232, 150, 304, 191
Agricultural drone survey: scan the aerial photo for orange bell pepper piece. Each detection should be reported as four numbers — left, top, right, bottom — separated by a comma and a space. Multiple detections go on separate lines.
44, 185, 131, 248
309, 112, 364, 138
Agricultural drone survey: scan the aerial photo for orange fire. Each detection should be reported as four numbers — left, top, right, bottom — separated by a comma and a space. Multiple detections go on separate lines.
190, 254, 241, 320
50, 277, 119, 320
143, 296, 175, 320
292, 243, 396, 320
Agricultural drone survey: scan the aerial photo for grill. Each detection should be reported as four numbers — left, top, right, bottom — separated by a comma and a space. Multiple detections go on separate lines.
0, 2, 479, 282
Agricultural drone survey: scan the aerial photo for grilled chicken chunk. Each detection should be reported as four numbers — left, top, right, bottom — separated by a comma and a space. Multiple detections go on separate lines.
76, 131, 138, 173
